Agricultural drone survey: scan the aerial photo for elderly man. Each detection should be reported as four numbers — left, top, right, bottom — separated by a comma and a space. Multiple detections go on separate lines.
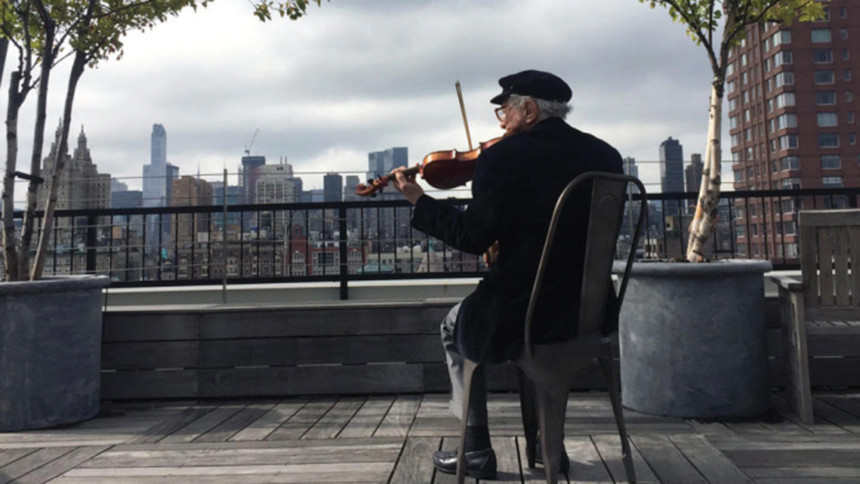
391, 70, 623, 478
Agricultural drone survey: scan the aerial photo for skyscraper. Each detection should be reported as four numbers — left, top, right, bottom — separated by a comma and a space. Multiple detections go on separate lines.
323, 172, 343, 202
659, 137, 685, 193
727, 1, 860, 259
143, 124, 167, 208
367, 147, 408, 199
685, 153, 704, 213
241, 155, 266, 204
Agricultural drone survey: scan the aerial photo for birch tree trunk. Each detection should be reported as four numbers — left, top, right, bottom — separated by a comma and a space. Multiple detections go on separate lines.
686, 81, 724, 262
17, 18, 55, 279
31, 53, 86, 280
2, 71, 28, 282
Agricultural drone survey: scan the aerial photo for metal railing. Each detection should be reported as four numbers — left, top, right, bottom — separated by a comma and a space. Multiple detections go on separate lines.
4, 187, 859, 297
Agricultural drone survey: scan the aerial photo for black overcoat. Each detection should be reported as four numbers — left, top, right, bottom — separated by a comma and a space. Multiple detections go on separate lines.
411, 117, 624, 363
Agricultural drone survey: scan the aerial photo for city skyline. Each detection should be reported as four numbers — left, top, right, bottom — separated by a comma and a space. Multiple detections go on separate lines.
4, 0, 735, 199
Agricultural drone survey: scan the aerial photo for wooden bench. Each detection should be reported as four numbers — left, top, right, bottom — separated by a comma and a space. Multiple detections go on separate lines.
772, 209, 860, 424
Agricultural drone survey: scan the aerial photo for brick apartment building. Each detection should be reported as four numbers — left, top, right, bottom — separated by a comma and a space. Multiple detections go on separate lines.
727, 1, 859, 260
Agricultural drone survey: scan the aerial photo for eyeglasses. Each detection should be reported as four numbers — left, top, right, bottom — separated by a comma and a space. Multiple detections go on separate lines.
494, 106, 507, 122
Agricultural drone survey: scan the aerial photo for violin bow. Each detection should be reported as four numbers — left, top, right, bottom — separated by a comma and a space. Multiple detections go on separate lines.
455, 81, 473, 150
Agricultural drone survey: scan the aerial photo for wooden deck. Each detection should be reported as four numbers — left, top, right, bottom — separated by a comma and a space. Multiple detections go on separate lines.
1, 391, 859, 483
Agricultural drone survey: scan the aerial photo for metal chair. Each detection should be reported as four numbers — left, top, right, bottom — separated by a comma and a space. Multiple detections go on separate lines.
455, 172, 646, 483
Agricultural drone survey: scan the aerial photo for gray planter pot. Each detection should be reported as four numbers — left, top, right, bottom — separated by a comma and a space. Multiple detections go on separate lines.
613, 260, 773, 418
0, 275, 110, 431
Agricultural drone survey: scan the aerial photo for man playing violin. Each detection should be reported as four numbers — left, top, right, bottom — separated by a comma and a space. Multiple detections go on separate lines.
390, 69, 623, 479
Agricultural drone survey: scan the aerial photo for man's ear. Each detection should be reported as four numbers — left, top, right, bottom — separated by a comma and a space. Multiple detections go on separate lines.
524, 99, 539, 123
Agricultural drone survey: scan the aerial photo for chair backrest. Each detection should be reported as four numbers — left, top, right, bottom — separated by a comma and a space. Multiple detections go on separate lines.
523, 172, 647, 353
798, 209, 860, 320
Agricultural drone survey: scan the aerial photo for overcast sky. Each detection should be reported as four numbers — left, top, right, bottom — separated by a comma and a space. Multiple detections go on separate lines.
6, 0, 730, 198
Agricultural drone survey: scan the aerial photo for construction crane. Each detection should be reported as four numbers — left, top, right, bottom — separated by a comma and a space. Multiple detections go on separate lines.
244, 128, 259, 156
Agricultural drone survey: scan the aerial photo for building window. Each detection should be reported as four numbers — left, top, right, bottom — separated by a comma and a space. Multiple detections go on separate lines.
783, 221, 797, 235
819, 133, 840, 148
844, 48, 851, 60
842, 29, 849, 40
773, 50, 792, 67
816, 91, 837, 105
847, 91, 854, 102
849, 112, 856, 124
822, 176, 843, 188
818, 112, 838, 127
821, 155, 842, 169
775, 71, 795, 87
776, 92, 796, 108
781, 156, 800, 170
740, 53, 747, 67
774, 30, 791, 46
741, 71, 748, 85
851, 133, 857, 145
779, 134, 798, 150
840, 6, 847, 19
845, 70, 853, 82
811, 29, 832, 43
812, 49, 833, 63
730, 115, 739, 129
814, 70, 835, 84
783, 178, 802, 189
777, 113, 797, 129
727, 62, 735, 76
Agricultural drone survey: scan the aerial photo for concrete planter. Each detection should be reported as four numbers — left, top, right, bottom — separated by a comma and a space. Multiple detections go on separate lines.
613, 260, 773, 418
0, 275, 110, 431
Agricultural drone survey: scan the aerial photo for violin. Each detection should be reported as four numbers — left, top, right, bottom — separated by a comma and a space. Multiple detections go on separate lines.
355, 137, 501, 197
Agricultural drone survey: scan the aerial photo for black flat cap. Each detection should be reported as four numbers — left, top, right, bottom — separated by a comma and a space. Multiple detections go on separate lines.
490, 70, 572, 105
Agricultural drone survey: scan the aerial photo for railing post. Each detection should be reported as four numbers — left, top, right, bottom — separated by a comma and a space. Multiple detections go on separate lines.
339, 206, 349, 300
86, 214, 97, 274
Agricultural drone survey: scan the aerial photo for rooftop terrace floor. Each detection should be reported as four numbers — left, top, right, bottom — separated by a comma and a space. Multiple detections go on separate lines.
1, 390, 859, 483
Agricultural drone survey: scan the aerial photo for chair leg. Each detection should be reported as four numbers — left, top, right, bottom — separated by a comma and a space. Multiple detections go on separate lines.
522, 372, 568, 484
599, 355, 636, 484
517, 366, 539, 468
456, 358, 480, 484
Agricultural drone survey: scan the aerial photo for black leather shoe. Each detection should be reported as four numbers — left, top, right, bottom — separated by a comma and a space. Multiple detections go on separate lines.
433, 447, 497, 479
535, 440, 570, 474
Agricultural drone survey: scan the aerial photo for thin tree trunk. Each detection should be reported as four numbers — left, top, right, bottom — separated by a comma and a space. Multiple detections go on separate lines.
18, 19, 55, 279
1, 70, 24, 281
31, 52, 86, 280
686, 82, 723, 262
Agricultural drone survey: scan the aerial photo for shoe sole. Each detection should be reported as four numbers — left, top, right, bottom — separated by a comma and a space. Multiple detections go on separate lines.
434, 465, 497, 479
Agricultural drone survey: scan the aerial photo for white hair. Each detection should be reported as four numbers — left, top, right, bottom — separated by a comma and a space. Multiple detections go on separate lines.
507, 94, 571, 120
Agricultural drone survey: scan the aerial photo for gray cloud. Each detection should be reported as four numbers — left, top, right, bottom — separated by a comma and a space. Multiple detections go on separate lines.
5, 0, 728, 195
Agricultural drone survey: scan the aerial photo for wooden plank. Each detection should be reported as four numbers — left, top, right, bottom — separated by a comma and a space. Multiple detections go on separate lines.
102, 313, 199, 342
197, 365, 425, 397
389, 437, 438, 484
746, 466, 860, 478
195, 400, 279, 443
79, 439, 402, 468
339, 396, 395, 439
778, 284, 814, 424
102, 341, 198, 370
630, 434, 708, 484
59, 462, 394, 482
160, 401, 250, 444
562, 436, 613, 483
102, 369, 199, 400
667, 434, 752, 483
375, 395, 421, 438
129, 404, 220, 444
0, 447, 75, 484
0, 448, 38, 467
266, 398, 337, 440
491, 436, 522, 483
811, 398, 860, 432
229, 398, 308, 442
11, 445, 110, 484
722, 447, 860, 467
831, 227, 851, 307
303, 397, 364, 440
591, 434, 660, 484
